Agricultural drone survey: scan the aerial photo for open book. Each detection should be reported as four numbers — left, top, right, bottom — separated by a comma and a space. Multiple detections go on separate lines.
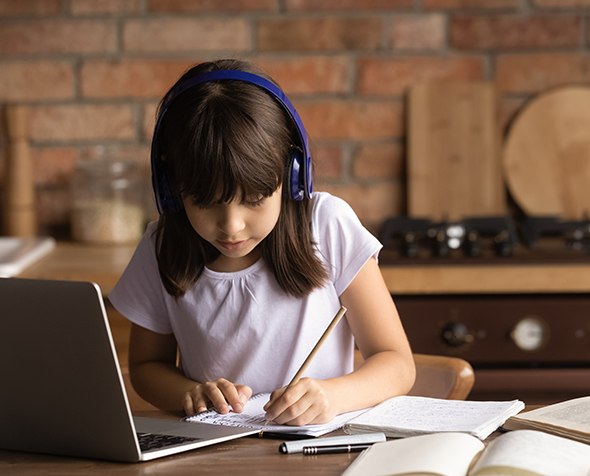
504, 396, 590, 444
341, 430, 590, 476
344, 396, 524, 440
183, 393, 365, 437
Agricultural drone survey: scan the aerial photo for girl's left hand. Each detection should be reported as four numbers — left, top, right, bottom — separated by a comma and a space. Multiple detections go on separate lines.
262, 378, 337, 426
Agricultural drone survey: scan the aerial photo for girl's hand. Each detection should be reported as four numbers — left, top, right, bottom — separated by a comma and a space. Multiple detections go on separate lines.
182, 378, 252, 416
263, 378, 337, 426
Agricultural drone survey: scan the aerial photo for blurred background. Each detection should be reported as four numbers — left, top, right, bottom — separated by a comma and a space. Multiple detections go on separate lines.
3, 0, 590, 407
0, 0, 580, 235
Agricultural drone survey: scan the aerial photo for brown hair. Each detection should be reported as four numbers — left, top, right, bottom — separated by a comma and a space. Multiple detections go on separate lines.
153, 59, 328, 299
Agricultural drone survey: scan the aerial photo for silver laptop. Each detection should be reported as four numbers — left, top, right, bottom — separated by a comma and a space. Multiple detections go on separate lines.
0, 277, 257, 462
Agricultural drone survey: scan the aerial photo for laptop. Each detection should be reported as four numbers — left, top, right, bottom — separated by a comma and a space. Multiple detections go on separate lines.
0, 277, 257, 462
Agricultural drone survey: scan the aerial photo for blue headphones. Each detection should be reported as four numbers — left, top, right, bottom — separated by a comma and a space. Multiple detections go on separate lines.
151, 70, 313, 214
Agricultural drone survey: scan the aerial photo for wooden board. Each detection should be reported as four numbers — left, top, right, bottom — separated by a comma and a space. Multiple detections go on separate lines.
503, 86, 590, 220
408, 81, 506, 221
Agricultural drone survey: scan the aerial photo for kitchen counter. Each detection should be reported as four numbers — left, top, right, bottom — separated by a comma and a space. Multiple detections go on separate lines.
17, 242, 590, 295
18, 242, 136, 295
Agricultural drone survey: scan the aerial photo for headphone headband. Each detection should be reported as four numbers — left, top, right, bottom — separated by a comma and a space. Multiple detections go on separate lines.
151, 69, 313, 214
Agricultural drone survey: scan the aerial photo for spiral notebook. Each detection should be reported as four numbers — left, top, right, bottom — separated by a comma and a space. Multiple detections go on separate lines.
185, 393, 366, 437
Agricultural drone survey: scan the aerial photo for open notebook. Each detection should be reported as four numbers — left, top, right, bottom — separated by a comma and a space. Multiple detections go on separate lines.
0, 278, 257, 462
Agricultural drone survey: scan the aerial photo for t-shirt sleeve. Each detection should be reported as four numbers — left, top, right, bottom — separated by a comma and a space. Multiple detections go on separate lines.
108, 222, 174, 335
312, 192, 383, 297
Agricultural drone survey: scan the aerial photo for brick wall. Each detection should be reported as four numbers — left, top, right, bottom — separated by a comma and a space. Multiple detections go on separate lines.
0, 0, 589, 236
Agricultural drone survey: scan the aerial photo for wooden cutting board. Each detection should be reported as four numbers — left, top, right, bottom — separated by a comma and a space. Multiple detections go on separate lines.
503, 86, 590, 220
408, 81, 506, 222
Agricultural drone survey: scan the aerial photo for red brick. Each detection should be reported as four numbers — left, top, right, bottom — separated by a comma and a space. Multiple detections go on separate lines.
317, 182, 404, 230
148, 0, 277, 12
451, 15, 581, 50
0, 0, 62, 17
254, 56, 350, 94
424, 0, 517, 8
353, 142, 404, 179
0, 61, 74, 101
257, 18, 383, 52
390, 14, 446, 50
31, 147, 80, 185
496, 53, 590, 93
286, 0, 412, 10
81, 59, 196, 98
71, 0, 141, 15
535, 0, 590, 7
356, 56, 484, 96
312, 144, 343, 180
29, 105, 136, 142
0, 20, 116, 56
123, 18, 250, 52
296, 100, 404, 140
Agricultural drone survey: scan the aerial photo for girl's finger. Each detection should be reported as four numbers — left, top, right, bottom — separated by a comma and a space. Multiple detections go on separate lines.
264, 384, 306, 423
202, 383, 231, 414
182, 393, 195, 416
272, 391, 315, 426
217, 380, 247, 413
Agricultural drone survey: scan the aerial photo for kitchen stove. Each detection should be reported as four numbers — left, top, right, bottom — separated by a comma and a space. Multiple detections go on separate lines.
380, 215, 590, 261
379, 215, 590, 404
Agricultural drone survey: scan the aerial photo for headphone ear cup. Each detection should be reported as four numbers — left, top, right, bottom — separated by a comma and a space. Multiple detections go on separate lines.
153, 161, 181, 214
288, 147, 305, 201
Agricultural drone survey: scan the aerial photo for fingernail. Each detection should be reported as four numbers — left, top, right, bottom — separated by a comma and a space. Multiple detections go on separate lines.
218, 404, 229, 414
233, 402, 244, 413
240, 394, 248, 404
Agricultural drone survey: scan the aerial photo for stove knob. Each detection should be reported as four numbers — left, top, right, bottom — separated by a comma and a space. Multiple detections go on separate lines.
511, 316, 548, 352
441, 323, 474, 347
404, 232, 419, 258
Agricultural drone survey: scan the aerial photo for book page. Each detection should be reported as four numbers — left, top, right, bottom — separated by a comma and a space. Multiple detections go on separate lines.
341, 432, 484, 476
470, 430, 590, 476
184, 393, 365, 436
513, 397, 590, 433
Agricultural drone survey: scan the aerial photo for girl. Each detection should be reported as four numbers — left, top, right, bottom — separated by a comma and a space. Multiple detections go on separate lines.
109, 58, 415, 426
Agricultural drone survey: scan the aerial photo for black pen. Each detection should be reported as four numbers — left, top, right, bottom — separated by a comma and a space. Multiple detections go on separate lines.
302, 443, 372, 455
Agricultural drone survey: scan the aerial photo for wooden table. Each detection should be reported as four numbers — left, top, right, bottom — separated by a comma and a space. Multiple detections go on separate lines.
0, 412, 359, 476
0, 409, 517, 476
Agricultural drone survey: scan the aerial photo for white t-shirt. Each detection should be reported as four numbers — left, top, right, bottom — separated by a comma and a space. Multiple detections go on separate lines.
109, 192, 382, 395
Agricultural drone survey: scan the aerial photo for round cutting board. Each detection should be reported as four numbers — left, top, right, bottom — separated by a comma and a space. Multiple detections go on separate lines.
503, 86, 590, 219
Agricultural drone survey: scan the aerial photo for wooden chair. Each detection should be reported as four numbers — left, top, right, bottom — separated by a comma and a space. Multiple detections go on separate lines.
354, 351, 474, 400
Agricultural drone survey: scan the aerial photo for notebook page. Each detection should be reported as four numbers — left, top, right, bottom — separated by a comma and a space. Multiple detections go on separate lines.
346, 396, 523, 437
185, 393, 367, 436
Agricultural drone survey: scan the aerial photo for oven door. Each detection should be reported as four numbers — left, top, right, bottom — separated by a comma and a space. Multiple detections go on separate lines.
395, 293, 590, 404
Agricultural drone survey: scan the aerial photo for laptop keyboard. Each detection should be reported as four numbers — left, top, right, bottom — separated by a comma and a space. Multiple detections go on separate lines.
137, 432, 201, 453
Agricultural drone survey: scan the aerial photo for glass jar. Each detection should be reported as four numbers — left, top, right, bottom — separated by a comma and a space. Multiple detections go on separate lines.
70, 155, 146, 244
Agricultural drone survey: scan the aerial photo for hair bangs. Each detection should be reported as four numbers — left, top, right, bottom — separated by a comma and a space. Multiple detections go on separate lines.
175, 86, 286, 207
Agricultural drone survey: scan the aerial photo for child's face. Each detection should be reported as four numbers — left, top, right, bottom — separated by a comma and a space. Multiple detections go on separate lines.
182, 186, 282, 273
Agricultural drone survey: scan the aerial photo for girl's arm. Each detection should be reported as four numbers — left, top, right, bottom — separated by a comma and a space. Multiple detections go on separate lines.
128, 323, 252, 414
263, 257, 416, 426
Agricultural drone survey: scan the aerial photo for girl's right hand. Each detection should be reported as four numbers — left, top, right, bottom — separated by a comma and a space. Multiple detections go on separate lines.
181, 379, 252, 416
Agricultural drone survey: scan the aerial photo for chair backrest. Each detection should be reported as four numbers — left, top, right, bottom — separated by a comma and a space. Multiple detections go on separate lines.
407, 353, 474, 400
354, 351, 474, 400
